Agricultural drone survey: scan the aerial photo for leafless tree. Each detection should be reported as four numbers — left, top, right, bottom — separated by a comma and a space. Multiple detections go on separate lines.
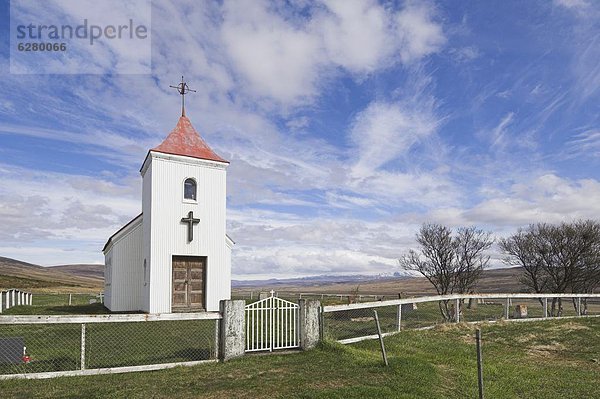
400, 224, 493, 321
499, 220, 600, 316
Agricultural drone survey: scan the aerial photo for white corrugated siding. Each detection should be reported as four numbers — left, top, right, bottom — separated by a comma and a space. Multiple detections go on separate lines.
141, 161, 153, 312
104, 221, 144, 312
144, 152, 230, 313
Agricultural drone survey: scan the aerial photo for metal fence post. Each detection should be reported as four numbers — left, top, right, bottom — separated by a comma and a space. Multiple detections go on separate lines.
396, 304, 402, 331
543, 298, 548, 318
476, 329, 484, 399
455, 298, 460, 323
69, 294, 72, 306
505, 298, 510, 319
319, 306, 324, 341
80, 323, 86, 370
373, 310, 389, 367
0, 291, 3, 313
214, 319, 220, 359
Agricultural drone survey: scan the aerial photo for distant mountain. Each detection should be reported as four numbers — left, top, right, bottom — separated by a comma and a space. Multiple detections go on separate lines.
232, 272, 412, 288
232, 267, 526, 296
49, 263, 104, 279
0, 256, 103, 291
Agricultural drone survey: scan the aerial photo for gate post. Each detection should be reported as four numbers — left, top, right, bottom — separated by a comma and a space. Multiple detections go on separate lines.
219, 299, 246, 361
299, 299, 320, 350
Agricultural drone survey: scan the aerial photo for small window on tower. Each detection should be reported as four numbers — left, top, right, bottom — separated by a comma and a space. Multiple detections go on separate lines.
184, 178, 197, 201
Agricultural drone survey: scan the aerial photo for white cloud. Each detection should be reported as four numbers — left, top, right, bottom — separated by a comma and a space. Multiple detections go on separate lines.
566, 130, 600, 158
0, 164, 140, 248
220, 0, 445, 106
554, 0, 591, 10
395, 1, 446, 63
350, 101, 439, 178
426, 174, 600, 228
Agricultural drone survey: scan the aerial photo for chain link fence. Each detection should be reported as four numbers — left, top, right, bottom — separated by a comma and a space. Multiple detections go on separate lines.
322, 293, 600, 344
0, 314, 219, 377
29, 293, 104, 307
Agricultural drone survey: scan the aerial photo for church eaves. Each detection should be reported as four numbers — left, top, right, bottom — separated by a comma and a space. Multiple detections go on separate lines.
150, 115, 229, 164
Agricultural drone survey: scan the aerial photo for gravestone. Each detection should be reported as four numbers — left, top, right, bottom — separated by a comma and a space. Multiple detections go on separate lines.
401, 303, 418, 314
513, 304, 528, 319
0, 337, 24, 364
259, 292, 269, 300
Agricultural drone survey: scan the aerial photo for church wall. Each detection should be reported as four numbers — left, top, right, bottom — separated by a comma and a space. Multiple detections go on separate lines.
147, 153, 229, 313
105, 222, 144, 312
141, 161, 153, 313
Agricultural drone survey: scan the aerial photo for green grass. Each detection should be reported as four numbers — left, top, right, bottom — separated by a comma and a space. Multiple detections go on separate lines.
0, 317, 598, 398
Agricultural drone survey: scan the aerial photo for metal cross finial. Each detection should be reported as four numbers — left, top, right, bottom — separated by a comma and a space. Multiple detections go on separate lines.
181, 211, 200, 242
170, 76, 196, 117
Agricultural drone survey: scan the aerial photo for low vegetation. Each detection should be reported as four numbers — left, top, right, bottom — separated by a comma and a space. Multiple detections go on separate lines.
1, 318, 598, 398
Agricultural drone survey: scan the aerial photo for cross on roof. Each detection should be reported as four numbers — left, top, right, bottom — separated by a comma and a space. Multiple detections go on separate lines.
181, 211, 200, 242
170, 76, 196, 117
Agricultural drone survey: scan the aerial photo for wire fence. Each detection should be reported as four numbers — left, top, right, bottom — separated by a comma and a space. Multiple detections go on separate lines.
30, 293, 104, 307
322, 293, 600, 344
0, 313, 220, 378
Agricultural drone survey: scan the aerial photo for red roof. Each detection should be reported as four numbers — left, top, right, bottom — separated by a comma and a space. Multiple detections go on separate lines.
151, 116, 228, 163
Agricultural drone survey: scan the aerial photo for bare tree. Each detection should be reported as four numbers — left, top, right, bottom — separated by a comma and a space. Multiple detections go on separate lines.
400, 224, 493, 321
500, 220, 600, 316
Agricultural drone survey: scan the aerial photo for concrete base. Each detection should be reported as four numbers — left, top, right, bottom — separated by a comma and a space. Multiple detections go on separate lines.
219, 300, 246, 361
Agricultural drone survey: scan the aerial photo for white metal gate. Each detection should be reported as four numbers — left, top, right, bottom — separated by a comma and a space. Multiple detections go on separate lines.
245, 291, 299, 352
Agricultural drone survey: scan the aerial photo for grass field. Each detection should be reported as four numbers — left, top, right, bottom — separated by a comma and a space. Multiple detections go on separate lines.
0, 317, 598, 398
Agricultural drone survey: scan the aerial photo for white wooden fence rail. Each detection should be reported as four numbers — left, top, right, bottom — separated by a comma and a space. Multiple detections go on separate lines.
322, 292, 600, 312
322, 292, 600, 345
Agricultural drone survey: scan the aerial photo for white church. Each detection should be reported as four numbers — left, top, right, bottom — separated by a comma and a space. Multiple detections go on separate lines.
103, 80, 233, 313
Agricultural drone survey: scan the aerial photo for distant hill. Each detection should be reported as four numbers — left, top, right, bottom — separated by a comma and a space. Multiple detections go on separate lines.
232, 267, 527, 296
49, 263, 104, 279
0, 256, 103, 292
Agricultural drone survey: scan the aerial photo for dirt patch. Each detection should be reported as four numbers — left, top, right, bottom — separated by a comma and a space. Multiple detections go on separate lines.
549, 321, 591, 332
514, 333, 538, 344
527, 342, 566, 359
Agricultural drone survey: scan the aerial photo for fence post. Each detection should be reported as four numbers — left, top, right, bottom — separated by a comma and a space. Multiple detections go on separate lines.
219, 299, 246, 361
80, 323, 86, 370
319, 306, 325, 341
29, 293, 33, 306
269, 294, 274, 352
543, 298, 548, 318
505, 298, 510, 319
214, 319, 220, 359
0, 291, 3, 313
577, 297, 581, 316
299, 299, 320, 350
455, 298, 460, 323
476, 328, 484, 399
396, 304, 402, 331
69, 294, 72, 306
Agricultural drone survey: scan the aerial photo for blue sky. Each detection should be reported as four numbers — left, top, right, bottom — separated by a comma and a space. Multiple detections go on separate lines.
0, 0, 599, 279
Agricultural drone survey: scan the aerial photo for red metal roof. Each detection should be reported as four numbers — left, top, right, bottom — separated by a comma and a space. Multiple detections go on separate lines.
151, 116, 228, 163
